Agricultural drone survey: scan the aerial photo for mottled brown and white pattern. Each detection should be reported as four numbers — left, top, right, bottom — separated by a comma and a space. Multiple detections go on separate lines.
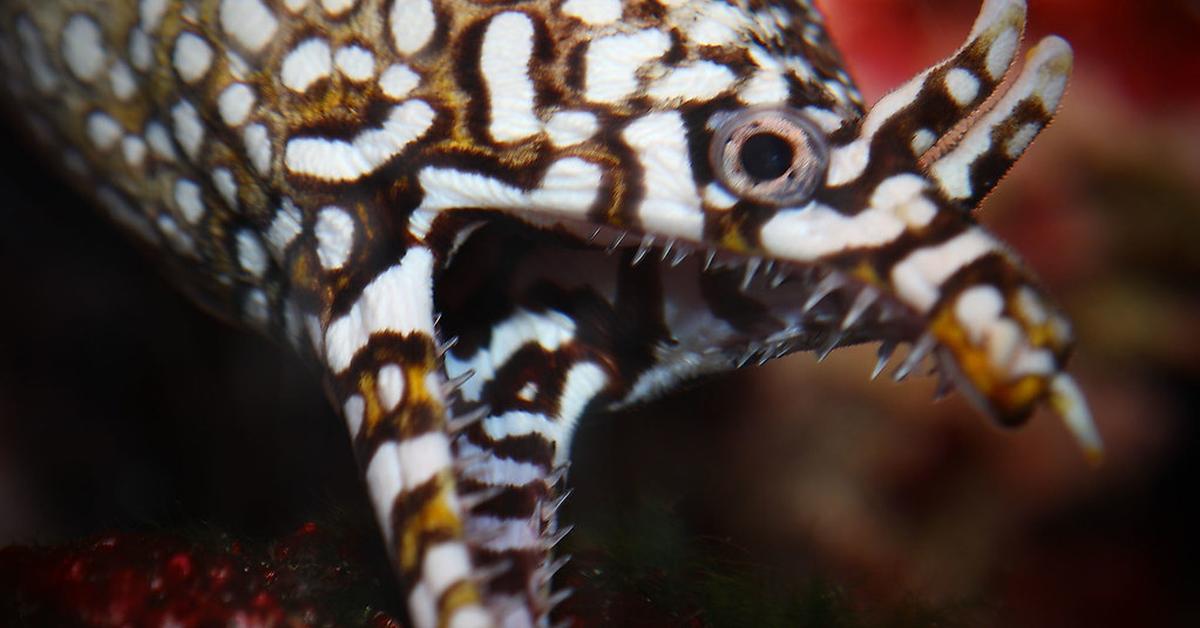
0, 1, 1098, 626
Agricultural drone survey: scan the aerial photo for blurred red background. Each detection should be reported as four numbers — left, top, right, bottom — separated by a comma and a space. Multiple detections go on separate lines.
2, 1, 1198, 626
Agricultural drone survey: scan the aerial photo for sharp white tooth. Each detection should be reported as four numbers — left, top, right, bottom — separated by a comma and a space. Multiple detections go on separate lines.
433, 313, 443, 327
933, 369, 954, 400
542, 524, 574, 550
547, 462, 571, 486
893, 334, 935, 381
442, 368, 475, 395
546, 586, 575, 612
670, 246, 689, 267
736, 346, 758, 368
588, 226, 602, 242
704, 248, 717, 271
447, 404, 490, 433
605, 230, 627, 253
1049, 373, 1104, 466
741, 257, 761, 290
817, 331, 842, 362
840, 286, 879, 331
541, 488, 573, 521
632, 234, 654, 265
769, 268, 789, 289
659, 238, 675, 261
437, 336, 459, 356
803, 272, 845, 313
539, 554, 572, 586
872, 341, 897, 380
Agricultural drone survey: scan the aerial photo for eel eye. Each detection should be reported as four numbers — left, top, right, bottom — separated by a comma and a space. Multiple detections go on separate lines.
709, 107, 829, 207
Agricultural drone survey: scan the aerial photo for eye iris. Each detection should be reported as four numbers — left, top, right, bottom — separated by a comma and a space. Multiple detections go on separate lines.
739, 132, 793, 181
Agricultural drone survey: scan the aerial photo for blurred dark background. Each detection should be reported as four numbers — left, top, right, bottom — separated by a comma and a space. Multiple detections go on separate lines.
1, 0, 1198, 626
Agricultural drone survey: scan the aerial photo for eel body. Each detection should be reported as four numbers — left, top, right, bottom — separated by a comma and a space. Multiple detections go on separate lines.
0, 0, 1098, 625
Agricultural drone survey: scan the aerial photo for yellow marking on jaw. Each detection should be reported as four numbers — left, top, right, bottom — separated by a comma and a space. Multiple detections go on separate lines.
399, 479, 466, 571
930, 303, 1049, 422
441, 579, 485, 620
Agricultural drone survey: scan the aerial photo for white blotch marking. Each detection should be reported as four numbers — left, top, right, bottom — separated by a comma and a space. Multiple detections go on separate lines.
174, 178, 204, 223
481, 12, 540, 143
140, 0, 168, 31
516, 381, 538, 402
443, 309, 576, 403
703, 182, 738, 210
243, 124, 273, 175
343, 394, 365, 437
827, 76, 925, 185
545, 110, 597, 147
585, 29, 671, 103
156, 214, 195, 255
108, 61, 138, 100
16, 17, 59, 93
285, 100, 435, 181
335, 45, 375, 82
390, 0, 436, 55
891, 228, 999, 313
468, 514, 540, 552
378, 63, 420, 99
986, 28, 1019, 80
408, 584, 437, 628
911, 128, 937, 156
872, 174, 937, 229
739, 69, 789, 106
315, 206, 356, 270
220, 0, 279, 53
171, 100, 205, 160
411, 157, 601, 238
212, 168, 238, 208
97, 187, 158, 244
173, 32, 214, 83
954, 285, 1005, 344
447, 606, 491, 628
324, 247, 435, 372
244, 289, 270, 326
562, 0, 621, 25
1005, 122, 1042, 159
681, 1, 755, 46
801, 107, 847, 134
321, 0, 358, 16
647, 61, 736, 102
397, 432, 452, 490
1016, 287, 1048, 325
236, 230, 269, 278
62, 14, 106, 83
281, 38, 332, 92
944, 67, 980, 106
422, 542, 472, 599
456, 440, 545, 487
129, 28, 153, 72
266, 198, 304, 261
122, 135, 147, 168
365, 443, 404, 535
623, 112, 704, 241
218, 83, 256, 127
284, 0, 309, 13
377, 364, 405, 412
480, 360, 604, 463
86, 112, 123, 151
555, 362, 607, 463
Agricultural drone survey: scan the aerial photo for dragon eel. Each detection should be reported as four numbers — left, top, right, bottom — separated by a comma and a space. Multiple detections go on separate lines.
0, 0, 1099, 625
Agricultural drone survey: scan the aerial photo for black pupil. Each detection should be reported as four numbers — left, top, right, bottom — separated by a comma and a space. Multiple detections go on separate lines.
739, 132, 794, 181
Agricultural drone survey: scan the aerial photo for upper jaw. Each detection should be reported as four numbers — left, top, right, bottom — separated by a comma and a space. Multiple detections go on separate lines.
539, 213, 1102, 464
